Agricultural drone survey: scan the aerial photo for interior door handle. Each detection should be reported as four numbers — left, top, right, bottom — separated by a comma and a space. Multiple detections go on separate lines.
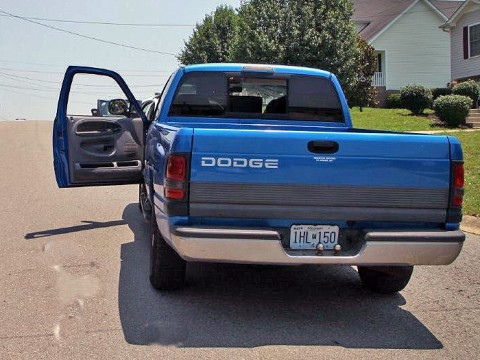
307, 141, 339, 154
76, 121, 121, 136
76, 129, 110, 135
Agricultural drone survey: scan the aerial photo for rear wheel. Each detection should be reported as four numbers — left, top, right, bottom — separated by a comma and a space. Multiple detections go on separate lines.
149, 218, 186, 290
358, 266, 413, 294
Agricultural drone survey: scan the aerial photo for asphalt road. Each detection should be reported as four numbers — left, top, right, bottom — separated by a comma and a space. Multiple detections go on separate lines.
1, 121, 479, 359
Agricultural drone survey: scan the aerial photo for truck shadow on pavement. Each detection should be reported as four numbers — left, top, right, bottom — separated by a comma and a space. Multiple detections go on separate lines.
24, 220, 127, 239
119, 203, 442, 349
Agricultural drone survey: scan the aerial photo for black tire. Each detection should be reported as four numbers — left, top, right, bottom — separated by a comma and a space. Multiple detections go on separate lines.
149, 218, 186, 290
358, 265, 413, 294
138, 182, 153, 223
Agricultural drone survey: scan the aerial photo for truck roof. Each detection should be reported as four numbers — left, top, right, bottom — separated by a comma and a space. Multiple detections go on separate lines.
182, 63, 333, 78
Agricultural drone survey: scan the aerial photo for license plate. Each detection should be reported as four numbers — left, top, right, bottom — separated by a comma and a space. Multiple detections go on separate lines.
290, 225, 339, 250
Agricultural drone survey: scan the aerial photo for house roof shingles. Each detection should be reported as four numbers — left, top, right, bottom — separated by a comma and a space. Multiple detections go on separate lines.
352, 0, 465, 41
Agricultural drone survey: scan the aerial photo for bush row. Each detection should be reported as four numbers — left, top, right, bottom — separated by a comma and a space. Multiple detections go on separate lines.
386, 93, 402, 108
383, 81, 479, 126
433, 95, 473, 127
451, 80, 480, 105
386, 81, 479, 110
432, 88, 451, 100
400, 85, 433, 115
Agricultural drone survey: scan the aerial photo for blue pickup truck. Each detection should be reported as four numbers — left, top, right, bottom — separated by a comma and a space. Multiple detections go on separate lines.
53, 63, 465, 294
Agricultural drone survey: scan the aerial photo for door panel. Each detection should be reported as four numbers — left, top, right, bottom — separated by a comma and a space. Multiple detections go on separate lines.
53, 66, 147, 187
67, 116, 144, 184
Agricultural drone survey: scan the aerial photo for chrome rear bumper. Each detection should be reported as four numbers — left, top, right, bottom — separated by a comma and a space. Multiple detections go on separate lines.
167, 227, 465, 266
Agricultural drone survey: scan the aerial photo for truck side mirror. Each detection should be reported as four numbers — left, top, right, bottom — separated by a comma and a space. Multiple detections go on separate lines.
108, 99, 129, 116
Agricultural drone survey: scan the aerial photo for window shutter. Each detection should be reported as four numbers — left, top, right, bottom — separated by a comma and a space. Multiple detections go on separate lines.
463, 26, 469, 59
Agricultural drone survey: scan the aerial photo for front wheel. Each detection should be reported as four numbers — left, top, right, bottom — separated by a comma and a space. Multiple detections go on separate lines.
358, 266, 413, 294
138, 182, 152, 223
149, 219, 186, 290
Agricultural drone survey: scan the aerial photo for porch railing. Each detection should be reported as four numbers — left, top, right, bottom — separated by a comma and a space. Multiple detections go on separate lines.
372, 72, 386, 87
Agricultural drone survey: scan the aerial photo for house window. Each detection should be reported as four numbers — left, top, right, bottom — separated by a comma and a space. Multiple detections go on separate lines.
470, 24, 480, 57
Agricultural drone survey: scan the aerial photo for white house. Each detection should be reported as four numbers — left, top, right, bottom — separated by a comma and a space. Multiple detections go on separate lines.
353, 0, 463, 105
441, 0, 480, 83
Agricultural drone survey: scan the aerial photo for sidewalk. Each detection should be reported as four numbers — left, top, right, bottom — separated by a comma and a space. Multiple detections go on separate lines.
410, 128, 480, 134
461, 215, 480, 236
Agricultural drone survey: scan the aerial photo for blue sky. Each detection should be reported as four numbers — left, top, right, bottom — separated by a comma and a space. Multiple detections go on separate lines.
0, 0, 240, 120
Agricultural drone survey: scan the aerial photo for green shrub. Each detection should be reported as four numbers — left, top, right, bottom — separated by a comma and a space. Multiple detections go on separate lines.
433, 95, 473, 127
400, 85, 433, 115
431, 87, 452, 100
386, 93, 402, 108
452, 80, 480, 106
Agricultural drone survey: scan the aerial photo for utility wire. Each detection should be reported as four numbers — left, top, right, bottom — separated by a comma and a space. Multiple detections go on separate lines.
0, 83, 104, 95
0, 83, 61, 92
0, 67, 64, 74
0, 71, 60, 84
0, 60, 173, 74
0, 73, 60, 91
0, 9, 177, 57
0, 67, 171, 78
0, 13, 195, 27
0, 71, 164, 88
0, 5, 462, 23
0, 86, 55, 100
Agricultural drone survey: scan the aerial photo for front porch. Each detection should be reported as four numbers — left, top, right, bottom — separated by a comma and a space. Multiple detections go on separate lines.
372, 51, 386, 87
373, 72, 386, 87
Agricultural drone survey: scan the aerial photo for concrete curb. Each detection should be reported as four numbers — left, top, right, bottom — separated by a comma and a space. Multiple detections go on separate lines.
410, 129, 480, 134
461, 215, 480, 235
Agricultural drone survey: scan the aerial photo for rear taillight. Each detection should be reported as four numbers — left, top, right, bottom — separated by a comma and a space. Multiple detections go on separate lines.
447, 161, 464, 223
167, 155, 186, 181
452, 162, 464, 207
165, 154, 188, 201
454, 163, 464, 189
166, 188, 185, 200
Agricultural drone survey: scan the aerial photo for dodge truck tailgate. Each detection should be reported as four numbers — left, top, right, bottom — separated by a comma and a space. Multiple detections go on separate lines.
189, 128, 451, 223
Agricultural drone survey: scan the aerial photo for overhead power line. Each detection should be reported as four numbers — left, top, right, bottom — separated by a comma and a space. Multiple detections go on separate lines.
0, 5, 462, 25
0, 9, 177, 57
0, 67, 64, 74
0, 71, 60, 84
0, 71, 164, 89
0, 67, 171, 77
0, 13, 195, 27
0, 74, 60, 92
0, 59, 173, 75
0, 86, 54, 100
0, 83, 58, 92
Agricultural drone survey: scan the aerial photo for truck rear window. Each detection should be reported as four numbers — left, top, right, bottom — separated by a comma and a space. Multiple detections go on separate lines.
168, 72, 344, 122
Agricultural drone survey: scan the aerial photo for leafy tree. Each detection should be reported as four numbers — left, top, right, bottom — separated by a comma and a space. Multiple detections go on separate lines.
233, 0, 360, 93
179, 0, 362, 96
178, 6, 238, 64
346, 36, 377, 111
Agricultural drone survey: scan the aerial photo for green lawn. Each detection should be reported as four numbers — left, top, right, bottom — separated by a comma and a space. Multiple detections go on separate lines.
351, 107, 437, 131
350, 107, 479, 217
